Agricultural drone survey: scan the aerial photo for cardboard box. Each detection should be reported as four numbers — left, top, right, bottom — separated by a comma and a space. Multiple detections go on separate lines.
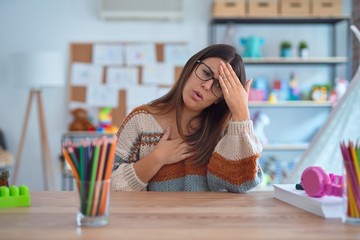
312, 0, 342, 17
248, 0, 279, 17
212, 0, 246, 18
280, 0, 311, 16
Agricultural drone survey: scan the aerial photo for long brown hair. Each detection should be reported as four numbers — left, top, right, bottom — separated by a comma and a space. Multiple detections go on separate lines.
148, 44, 246, 165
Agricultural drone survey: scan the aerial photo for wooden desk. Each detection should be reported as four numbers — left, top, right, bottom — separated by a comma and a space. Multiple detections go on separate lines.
0, 191, 359, 240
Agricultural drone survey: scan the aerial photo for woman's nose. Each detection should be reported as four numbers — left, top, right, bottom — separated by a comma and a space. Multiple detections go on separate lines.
201, 80, 213, 91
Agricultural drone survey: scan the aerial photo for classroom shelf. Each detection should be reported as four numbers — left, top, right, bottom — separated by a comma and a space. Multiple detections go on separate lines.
243, 57, 347, 65
249, 101, 333, 108
209, 16, 350, 184
211, 17, 351, 25
263, 143, 309, 151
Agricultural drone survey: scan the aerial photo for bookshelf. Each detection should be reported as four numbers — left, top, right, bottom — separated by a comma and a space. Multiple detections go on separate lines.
249, 100, 333, 108
209, 16, 351, 184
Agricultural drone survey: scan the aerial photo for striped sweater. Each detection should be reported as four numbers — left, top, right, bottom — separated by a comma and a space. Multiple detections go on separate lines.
111, 106, 263, 192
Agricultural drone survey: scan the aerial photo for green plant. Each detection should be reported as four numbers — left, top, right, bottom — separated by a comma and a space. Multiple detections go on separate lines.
299, 41, 308, 49
280, 41, 292, 49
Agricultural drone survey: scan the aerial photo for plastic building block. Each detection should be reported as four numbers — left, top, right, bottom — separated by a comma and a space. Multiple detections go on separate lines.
0, 185, 31, 208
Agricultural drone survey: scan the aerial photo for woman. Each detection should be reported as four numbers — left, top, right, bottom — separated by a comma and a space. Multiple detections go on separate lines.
111, 44, 263, 192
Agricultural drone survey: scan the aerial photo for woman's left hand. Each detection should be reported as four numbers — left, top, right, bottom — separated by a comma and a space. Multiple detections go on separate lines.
219, 61, 252, 121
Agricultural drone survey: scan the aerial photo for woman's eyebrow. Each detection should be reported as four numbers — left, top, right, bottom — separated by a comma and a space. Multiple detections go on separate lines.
203, 62, 217, 76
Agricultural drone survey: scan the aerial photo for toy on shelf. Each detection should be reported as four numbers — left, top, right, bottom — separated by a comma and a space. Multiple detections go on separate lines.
252, 111, 270, 145
272, 79, 289, 101
288, 72, 301, 100
249, 77, 268, 101
330, 78, 348, 104
259, 156, 296, 185
97, 107, 118, 134
268, 92, 278, 103
0, 185, 31, 208
240, 35, 265, 58
69, 108, 96, 132
310, 84, 329, 101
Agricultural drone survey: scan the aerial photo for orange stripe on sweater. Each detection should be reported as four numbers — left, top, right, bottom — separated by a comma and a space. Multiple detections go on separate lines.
207, 152, 260, 185
150, 160, 207, 182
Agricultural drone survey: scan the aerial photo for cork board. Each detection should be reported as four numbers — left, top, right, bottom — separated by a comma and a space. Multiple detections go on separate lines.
68, 42, 185, 127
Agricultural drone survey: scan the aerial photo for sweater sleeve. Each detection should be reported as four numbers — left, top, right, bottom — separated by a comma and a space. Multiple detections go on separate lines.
110, 109, 148, 192
207, 120, 263, 193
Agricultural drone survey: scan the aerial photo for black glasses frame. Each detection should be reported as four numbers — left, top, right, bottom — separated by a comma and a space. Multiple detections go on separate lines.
195, 60, 223, 98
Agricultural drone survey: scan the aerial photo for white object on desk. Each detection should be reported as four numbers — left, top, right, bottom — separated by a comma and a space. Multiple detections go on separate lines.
274, 184, 342, 218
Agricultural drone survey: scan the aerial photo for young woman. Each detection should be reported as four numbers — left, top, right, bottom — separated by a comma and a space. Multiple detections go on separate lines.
111, 44, 263, 192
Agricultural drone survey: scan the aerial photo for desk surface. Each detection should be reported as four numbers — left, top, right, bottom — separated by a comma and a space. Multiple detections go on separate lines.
0, 191, 359, 240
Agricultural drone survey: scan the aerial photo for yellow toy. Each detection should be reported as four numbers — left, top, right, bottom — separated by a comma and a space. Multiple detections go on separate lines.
98, 107, 118, 134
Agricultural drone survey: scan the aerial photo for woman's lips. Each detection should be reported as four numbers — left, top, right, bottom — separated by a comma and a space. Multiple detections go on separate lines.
193, 90, 204, 100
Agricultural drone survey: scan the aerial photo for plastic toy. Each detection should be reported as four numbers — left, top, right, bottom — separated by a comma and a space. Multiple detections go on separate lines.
288, 72, 301, 100
98, 107, 118, 134
310, 85, 329, 101
249, 77, 268, 101
0, 185, 31, 208
272, 79, 288, 101
240, 36, 265, 58
252, 111, 270, 145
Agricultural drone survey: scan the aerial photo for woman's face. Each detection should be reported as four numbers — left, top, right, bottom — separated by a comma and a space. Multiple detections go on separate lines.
182, 57, 223, 113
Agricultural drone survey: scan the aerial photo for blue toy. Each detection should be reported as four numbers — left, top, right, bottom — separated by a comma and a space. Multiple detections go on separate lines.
240, 36, 265, 58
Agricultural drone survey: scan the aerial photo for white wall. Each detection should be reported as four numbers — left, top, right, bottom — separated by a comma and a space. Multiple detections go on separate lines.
0, 0, 212, 190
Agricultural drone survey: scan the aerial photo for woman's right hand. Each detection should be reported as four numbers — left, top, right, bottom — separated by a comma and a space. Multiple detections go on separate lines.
153, 127, 192, 165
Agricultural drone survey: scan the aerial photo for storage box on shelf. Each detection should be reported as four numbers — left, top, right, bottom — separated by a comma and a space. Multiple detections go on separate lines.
312, 0, 342, 17
248, 0, 279, 17
212, 0, 246, 18
280, 0, 311, 17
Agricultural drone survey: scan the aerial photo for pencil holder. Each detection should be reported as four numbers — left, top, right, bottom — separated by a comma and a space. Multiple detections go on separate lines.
76, 179, 111, 227
340, 141, 360, 225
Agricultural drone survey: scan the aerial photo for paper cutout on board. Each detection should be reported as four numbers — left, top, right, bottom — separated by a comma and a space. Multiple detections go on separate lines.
143, 63, 174, 85
92, 44, 124, 65
71, 63, 103, 86
125, 44, 156, 66
86, 84, 118, 107
164, 44, 189, 65
107, 67, 138, 88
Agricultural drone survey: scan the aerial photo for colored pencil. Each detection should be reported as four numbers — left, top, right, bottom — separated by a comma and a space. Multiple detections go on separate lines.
62, 136, 117, 217
340, 141, 360, 218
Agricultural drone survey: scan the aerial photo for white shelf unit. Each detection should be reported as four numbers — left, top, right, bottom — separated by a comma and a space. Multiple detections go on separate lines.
249, 100, 333, 108
243, 57, 347, 64
263, 143, 309, 151
209, 17, 351, 183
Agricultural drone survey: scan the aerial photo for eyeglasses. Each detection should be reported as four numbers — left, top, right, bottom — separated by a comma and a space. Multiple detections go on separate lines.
195, 60, 223, 98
